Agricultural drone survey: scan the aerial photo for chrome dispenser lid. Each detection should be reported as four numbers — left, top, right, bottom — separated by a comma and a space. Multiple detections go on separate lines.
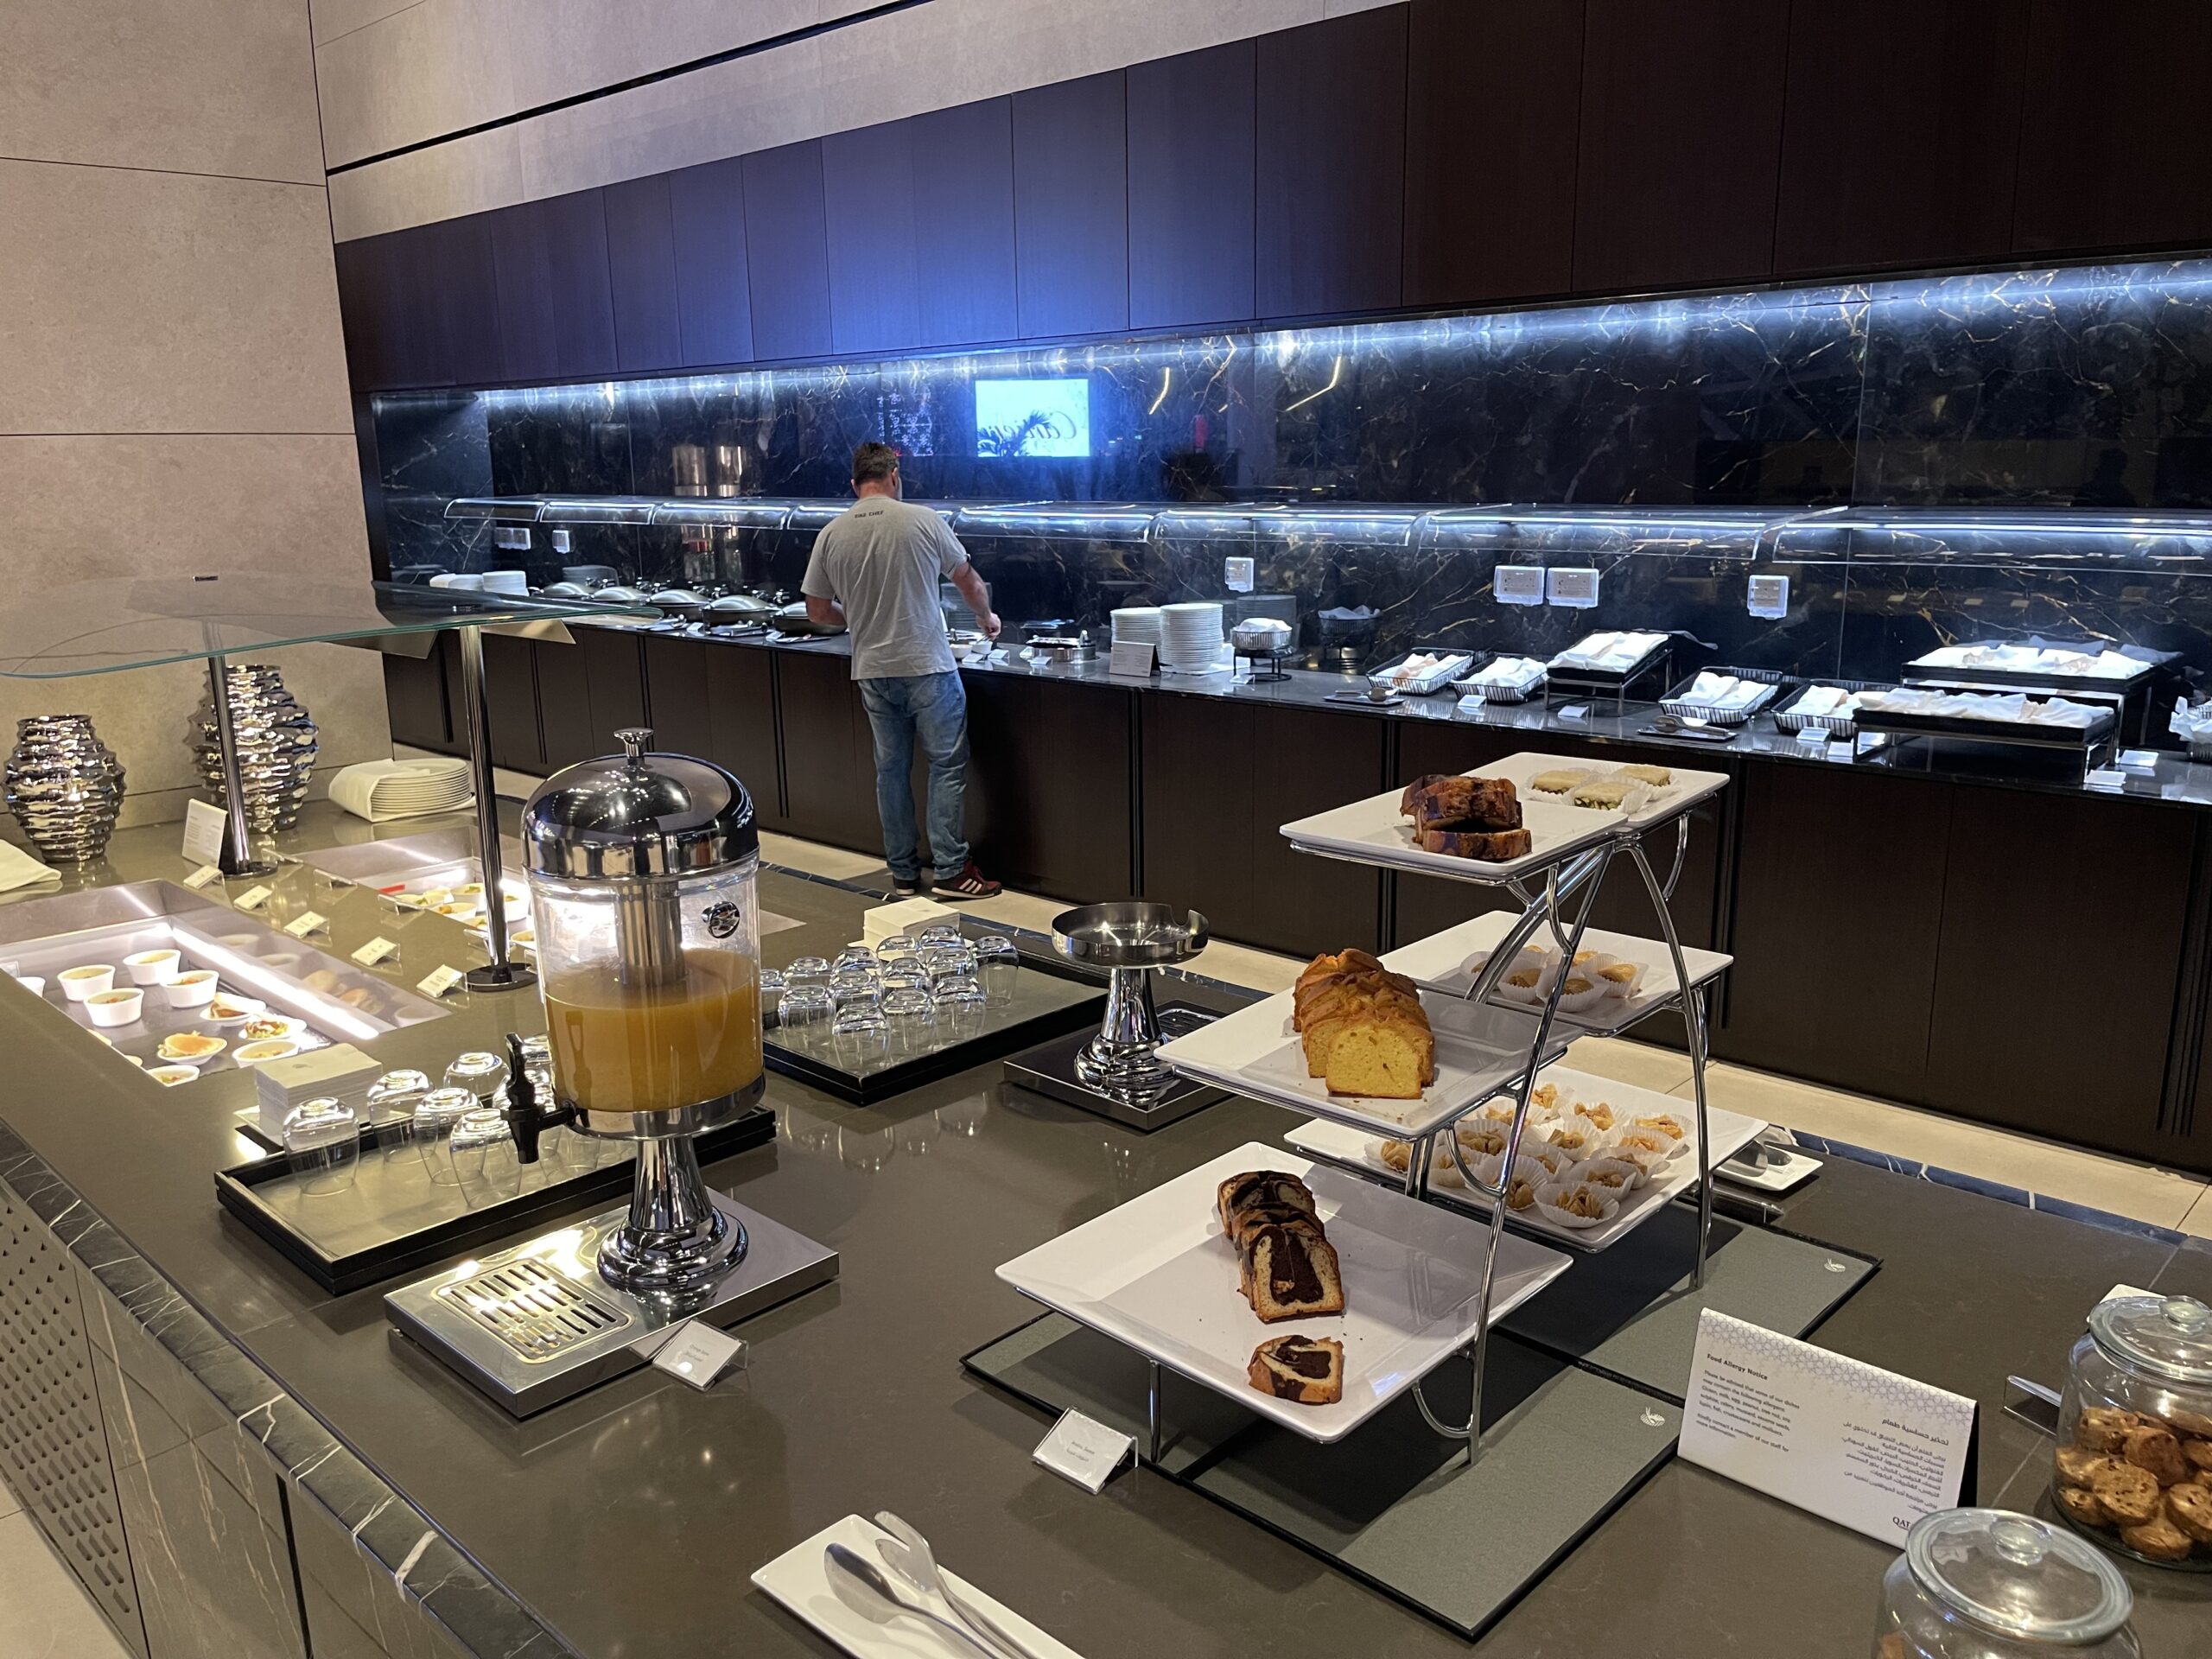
521, 727, 757, 880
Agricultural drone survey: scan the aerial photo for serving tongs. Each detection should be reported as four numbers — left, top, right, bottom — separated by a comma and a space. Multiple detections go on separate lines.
839, 1510, 1049, 1659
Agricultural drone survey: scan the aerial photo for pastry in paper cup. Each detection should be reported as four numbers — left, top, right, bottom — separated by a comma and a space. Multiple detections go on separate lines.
1516, 1142, 1577, 1181
1594, 957, 1647, 1000
1628, 1110, 1690, 1145
1613, 1125, 1688, 1164
1537, 1116, 1605, 1161
1534, 1179, 1620, 1230
1453, 1119, 1514, 1159
1607, 1139, 1674, 1179
1491, 957, 1548, 1004
1529, 767, 1595, 797
1468, 1149, 1553, 1195
1553, 973, 1610, 1014
1574, 1155, 1648, 1193
1567, 1096, 1617, 1133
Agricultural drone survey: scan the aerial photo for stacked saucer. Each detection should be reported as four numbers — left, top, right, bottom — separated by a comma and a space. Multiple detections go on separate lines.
1159, 602, 1226, 669
1110, 607, 1165, 650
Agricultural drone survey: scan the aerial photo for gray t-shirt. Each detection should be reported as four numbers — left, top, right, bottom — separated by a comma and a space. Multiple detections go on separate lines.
801, 497, 969, 680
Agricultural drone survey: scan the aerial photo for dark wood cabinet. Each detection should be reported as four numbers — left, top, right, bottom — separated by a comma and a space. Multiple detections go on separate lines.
418, 213, 503, 386
703, 644, 783, 826
1127, 40, 1257, 330
2013, 0, 2212, 254
379, 652, 449, 752
1255, 6, 1409, 319
1402, 0, 1583, 308
603, 174, 683, 372
480, 632, 543, 774
1012, 72, 1129, 340
535, 629, 645, 768
1923, 785, 2196, 1161
742, 141, 836, 361
962, 674, 1135, 901
668, 157, 753, 366
487, 200, 562, 385
1142, 696, 1385, 957
642, 633, 716, 767
774, 649, 880, 850
332, 238, 391, 391
822, 120, 922, 356
1719, 764, 1950, 1100
538, 189, 620, 378
1573, 0, 1789, 293
1775, 0, 2029, 276
911, 99, 1020, 347
338, 231, 452, 390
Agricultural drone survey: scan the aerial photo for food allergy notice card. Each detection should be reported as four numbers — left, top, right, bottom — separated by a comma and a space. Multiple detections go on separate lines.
1678, 1309, 1977, 1547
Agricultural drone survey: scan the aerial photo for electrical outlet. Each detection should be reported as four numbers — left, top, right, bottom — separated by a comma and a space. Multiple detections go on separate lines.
1224, 556, 1255, 593
1546, 566, 1600, 608
1746, 573, 1789, 619
1494, 565, 1544, 606
493, 526, 531, 551
550, 529, 572, 553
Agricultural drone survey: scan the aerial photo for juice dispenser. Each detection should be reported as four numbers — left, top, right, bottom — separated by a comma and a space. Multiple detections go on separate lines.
385, 729, 837, 1415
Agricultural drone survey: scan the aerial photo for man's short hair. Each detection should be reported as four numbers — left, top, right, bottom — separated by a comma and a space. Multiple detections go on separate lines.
851, 442, 900, 486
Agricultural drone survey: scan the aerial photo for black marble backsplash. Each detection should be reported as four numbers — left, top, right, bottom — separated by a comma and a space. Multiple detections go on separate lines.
372, 254, 2212, 688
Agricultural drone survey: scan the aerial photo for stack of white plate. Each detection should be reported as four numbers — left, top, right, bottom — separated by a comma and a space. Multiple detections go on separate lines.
327, 757, 475, 823
1110, 607, 1164, 648
1159, 601, 1226, 668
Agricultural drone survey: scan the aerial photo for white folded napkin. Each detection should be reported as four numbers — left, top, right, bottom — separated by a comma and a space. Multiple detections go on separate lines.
328, 758, 474, 822
0, 839, 62, 891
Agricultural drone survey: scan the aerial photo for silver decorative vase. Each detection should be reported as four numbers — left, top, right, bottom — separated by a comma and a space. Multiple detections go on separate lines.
188, 664, 319, 832
5, 714, 126, 864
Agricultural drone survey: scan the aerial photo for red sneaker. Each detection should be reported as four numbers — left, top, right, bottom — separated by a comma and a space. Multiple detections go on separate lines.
938, 861, 1001, 899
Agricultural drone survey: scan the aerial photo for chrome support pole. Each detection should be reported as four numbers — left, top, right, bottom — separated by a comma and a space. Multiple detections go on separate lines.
1416, 843, 1614, 1463
458, 624, 534, 992
1629, 836, 1713, 1288
206, 654, 275, 876
1146, 1359, 1163, 1464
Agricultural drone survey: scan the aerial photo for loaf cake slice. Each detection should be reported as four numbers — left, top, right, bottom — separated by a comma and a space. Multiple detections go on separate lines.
1249, 1335, 1344, 1405
1239, 1224, 1346, 1322
1216, 1171, 1317, 1235
1313, 1017, 1434, 1098
1404, 774, 1522, 831
1418, 825, 1534, 861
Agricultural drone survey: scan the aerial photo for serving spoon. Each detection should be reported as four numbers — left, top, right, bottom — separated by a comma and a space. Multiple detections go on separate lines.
824, 1541, 1000, 1657
874, 1510, 1042, 1659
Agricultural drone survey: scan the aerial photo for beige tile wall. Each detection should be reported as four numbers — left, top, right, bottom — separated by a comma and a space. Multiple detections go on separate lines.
327, 0, 1333, 238
0, 5, 387, 848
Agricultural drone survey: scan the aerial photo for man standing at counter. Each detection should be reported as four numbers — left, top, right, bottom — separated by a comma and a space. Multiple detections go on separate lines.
805, 442, 1004, 898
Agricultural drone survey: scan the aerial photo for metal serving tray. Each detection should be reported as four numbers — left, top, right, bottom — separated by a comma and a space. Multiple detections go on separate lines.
1657, 666, 1789, 727
1770, 677, 1895, 737
217, 1106, 777, 1295
0, 880, 447, 1079
1854, 698, 2119, 775
1370, 647, 1482, 696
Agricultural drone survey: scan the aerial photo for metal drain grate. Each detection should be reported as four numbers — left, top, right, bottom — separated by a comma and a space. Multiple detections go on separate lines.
435, 1259, 632, 1360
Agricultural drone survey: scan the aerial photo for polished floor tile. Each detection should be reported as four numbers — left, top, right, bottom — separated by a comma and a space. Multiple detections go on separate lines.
1675, 1061, 2209, 1233
0, 1513, 135, 1659
1564, 1034, 1696, 1096
757, 830, 887, 883
2180, 1187, 2212, 1240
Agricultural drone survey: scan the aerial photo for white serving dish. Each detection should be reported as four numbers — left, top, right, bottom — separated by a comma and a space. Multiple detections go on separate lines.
11, 976, 45, 997
58, 964, 114, 1001
1284, 1066, 1765, 1252
1154, 986, 1570, 1141
162, 970, 220, 1008
1281, 752, 1728, 884
1382, 914, 1732, 1036
996, 1143, 1571, 1444
753, 1514, 1084, 1659
122, 948, 182, 985
85, 988, 145, 1028
145, 1065, 200, 1088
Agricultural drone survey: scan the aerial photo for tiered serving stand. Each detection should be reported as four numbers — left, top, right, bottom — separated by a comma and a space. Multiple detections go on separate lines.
968, 753, 1878, 1639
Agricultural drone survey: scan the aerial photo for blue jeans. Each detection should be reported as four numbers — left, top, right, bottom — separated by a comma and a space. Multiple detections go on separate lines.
857, 671, 969, 880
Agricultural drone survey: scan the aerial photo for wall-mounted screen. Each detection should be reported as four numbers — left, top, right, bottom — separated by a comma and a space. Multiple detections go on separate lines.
974, 377, 1090, 459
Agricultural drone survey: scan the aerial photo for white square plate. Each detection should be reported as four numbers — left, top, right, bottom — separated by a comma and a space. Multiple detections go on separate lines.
995, 1143, 1571, 1443
1283, 1066, 1764, 1252
1281, 752, 1729, 885
1155, 985, 1569, 1140
1382, 913, 1733, 1036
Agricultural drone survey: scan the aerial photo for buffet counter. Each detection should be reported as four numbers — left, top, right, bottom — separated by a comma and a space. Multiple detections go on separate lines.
388, 621, 2212, 1176
2, 808, 2209, 1659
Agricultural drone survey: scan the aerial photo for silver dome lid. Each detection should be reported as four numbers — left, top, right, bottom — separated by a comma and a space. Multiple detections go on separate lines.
521, 728, 757, 880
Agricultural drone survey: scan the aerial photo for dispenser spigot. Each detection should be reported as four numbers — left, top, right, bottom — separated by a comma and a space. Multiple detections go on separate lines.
499, 1031, 573, 1164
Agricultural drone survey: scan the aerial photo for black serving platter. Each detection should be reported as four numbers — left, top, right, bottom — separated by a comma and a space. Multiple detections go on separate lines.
215, 1107, 777, 1295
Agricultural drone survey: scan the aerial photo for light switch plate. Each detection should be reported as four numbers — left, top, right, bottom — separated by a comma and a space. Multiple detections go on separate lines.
1224, 556, 1255, 593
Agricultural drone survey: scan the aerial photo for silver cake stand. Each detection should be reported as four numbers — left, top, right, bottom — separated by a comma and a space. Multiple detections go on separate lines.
1001, 901, 1229, 1131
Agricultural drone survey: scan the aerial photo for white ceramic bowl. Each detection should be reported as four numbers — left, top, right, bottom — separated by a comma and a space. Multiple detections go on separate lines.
232, 1039, 300, 1066
122, 948, 182, 986
11, 976, 45, 997
85, 988, 145, 1028
59, 964, 114, 1001
162, 971, 220, 1008
145, 1065, 199, 1087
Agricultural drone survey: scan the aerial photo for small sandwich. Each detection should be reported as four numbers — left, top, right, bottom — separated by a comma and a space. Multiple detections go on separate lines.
1248, 1334, 1344, 1405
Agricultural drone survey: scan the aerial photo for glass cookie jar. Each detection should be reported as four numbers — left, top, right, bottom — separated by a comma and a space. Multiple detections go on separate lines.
2050, 1294, 2212, 1570
1873, 1510, 2136, 1658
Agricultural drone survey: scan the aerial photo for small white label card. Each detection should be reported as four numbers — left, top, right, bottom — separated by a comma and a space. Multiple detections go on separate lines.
351, 936, 398, 967
1680, 1311, 1977, 1547
1107, 640, 1156, 679
416, 964, 466, 999
1746, 573, 1791, 620
181, 863, 225, 891
1494, 564, 1545, 607
2118, 748, 2160, 773
1546, 566, 1601, 609
181, 799, 230, 867
232, 884, 274, 912
1033, 1408, 1135, 1494
283, 911, 328, 938
651, 1320, 749, 1390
